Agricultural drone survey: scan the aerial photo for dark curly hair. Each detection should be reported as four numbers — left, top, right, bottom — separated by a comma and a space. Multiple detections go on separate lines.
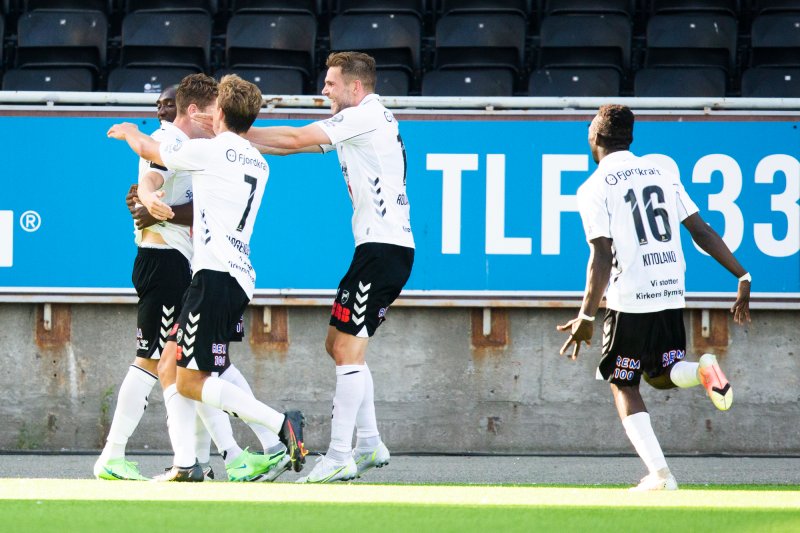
593, 104, 634, 151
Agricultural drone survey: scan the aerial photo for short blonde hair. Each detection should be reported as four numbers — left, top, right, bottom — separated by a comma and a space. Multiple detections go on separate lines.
218, 74, 263, 133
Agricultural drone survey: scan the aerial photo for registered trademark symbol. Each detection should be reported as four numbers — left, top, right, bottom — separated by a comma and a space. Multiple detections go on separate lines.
20, 210, 41, 232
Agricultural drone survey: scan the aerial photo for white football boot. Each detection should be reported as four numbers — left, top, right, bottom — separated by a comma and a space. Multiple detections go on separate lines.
354, 441, 390, 477
630, 468, 679, 491
698, 353, 733, 411
296, 455, 357, 483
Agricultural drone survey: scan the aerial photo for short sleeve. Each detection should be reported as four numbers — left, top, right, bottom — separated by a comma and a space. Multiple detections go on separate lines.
577, 178, 611, 241
159, 138, 207, 172
319, 143, 336, 154
138, 157, 170, 182
674, 180, 699, 221
314, 106, 377, 145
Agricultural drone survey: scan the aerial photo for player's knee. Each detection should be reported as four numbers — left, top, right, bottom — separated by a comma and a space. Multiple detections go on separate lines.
643, 373, 676, 390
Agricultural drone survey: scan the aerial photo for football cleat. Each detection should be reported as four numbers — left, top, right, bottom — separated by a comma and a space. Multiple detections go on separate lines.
296, 455, 357, 484
279, 410, 308, 472
698, 353, 733, 411
353, 441, 390, 477
226, 447, 289, 482
198, 461, 214, 480
152, 462, 204, 482
630, 469, 678, 491
93, 457, 149, 481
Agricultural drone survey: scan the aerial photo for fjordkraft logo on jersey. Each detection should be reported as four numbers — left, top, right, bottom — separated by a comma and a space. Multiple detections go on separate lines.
352, 281, 371, 326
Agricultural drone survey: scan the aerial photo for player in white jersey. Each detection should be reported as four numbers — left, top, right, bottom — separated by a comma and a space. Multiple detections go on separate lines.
94, 82, 212, 481
108, 74, 308, 479
231, 52, 415, 483
558, 104, 751, 490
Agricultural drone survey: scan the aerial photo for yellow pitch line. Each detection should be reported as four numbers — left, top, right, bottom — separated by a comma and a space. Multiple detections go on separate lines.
0, 479, 799, 509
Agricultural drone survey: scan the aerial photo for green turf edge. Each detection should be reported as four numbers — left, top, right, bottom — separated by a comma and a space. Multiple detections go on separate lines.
2, 500, 800, 533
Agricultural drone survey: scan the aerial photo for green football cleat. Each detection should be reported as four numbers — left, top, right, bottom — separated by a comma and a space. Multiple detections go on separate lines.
93, 457, 150, 481
226, 448, 289, 482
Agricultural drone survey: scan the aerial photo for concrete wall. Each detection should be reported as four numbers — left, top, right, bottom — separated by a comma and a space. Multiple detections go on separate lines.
1, 303, 797, 454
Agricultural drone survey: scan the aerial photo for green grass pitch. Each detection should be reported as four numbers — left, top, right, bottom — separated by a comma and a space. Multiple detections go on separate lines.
1, 480, 798, 533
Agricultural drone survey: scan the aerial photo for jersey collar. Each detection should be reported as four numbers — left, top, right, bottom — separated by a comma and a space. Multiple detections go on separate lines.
598, 150, 634, 168
160, 120, 189, 141
359, 93, 380, 106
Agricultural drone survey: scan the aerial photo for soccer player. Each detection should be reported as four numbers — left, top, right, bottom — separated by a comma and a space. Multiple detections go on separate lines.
99, 76, 288, 482
107, 74, 308, 480
558, 104, 751, 491
231, 52, 415, 483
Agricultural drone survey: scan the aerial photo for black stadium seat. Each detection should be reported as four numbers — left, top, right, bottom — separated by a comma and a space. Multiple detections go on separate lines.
645, 13, 737, 72
440, 0, 528, 17
108, 66, 197, 92
528, 68, 621, 96
544, 0, 634, 18
124, 0, 217, 14
435, 13, 526, 74
2, 67, 94, 91
634, 67, 726, 96
215, 68, 305, 94
750, 13, 800, 67
753, 0, 800, 14
650, 0, 738, 16
330, 13, 421, 74
741, 67, 800, 96
225, 14, 317, 80
336, 0, 425, 19
24, 0, 111, 13
231, 0, 319, 15
422, 69, 514, 96
120, 12, 211, 72
539, 14, 632, 73
16, 11, 107, 73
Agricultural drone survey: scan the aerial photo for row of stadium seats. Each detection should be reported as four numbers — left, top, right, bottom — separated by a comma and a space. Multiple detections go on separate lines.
3, 63, 798, 97
1, 1, 800, 96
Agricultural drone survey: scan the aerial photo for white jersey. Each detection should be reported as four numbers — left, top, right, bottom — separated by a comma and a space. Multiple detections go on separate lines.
315, 93, 414, 249
577, 150, 699, 313
160, 131, 268, 299
134, 121, 193, 261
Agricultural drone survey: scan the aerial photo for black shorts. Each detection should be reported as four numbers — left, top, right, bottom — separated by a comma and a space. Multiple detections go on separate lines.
330, 242, 414, 338
132, 247, 191, 360
172, 270, 249, 373
598, 308, 687, 387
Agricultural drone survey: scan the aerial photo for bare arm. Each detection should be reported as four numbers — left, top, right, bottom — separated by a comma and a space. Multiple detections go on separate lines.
252, 141, 324, 156
245, 123, 332, 150
107, 122, 164, 167
682, 213, 751, 324
137, 170, 173, 221
170, 203, 193, 227
557, 236, 613, 360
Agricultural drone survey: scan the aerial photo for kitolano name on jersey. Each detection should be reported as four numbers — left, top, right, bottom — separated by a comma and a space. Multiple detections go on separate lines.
642, 251, 677, 266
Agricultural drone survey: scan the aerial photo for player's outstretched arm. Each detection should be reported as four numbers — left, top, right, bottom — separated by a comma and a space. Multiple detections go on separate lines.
245, 123, 331, 150
557, 236, 613, 360
137, 171, 173, 221
107, 122, 165, 167
252, 141, 323, 156
682, 213, 751, 324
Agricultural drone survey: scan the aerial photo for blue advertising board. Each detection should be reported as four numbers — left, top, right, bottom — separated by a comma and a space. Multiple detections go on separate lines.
0, 112, 797, 304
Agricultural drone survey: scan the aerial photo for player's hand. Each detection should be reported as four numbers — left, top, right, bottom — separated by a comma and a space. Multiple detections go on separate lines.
556, 317, 594, 360
125, 184, 139, 214
107, 122, 139, 140
731, 279, 751, 325
139, 190, 174, 221
191, 112, 215, 136
132, 205, 158, 229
